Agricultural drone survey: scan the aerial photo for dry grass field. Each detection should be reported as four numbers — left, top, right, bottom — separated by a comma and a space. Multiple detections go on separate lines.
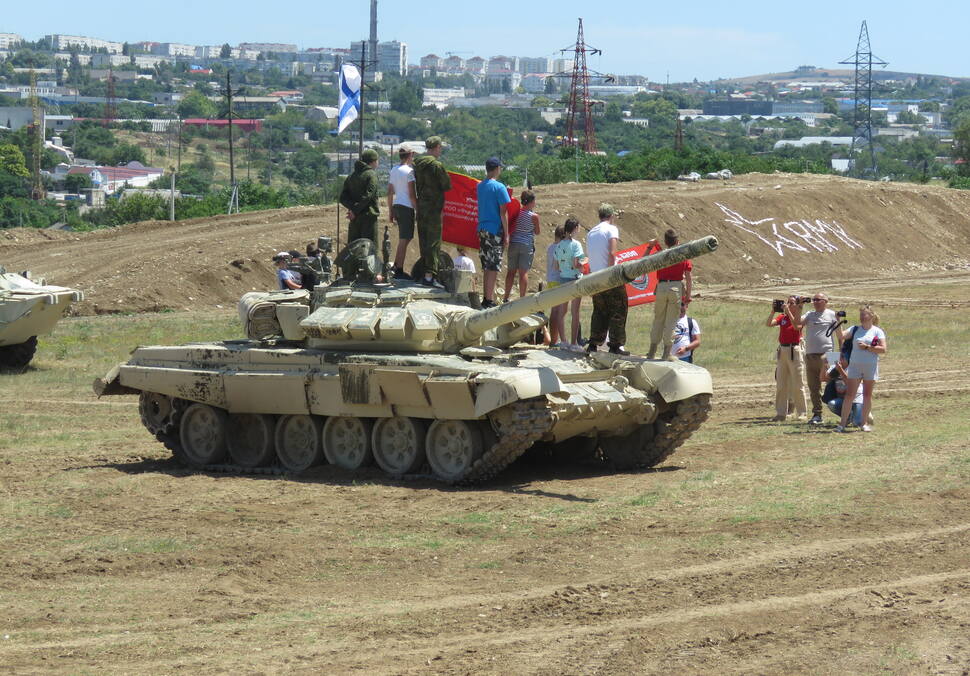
2, 268, 969, 674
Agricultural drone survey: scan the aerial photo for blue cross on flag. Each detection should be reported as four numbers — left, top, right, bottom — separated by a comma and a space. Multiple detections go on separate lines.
337, 64, 361, 134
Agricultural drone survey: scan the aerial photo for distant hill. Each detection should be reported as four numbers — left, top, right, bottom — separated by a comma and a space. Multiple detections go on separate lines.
718, 66, 970, 86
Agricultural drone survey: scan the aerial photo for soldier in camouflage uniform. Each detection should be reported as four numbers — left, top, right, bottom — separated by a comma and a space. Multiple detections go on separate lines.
340, 148, 381, 248
589, 286, 628, 353
412, 136, 452, 285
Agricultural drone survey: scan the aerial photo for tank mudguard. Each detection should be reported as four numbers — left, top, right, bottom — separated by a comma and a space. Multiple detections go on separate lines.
628, 360, 713, 404
473, 367, 566, 417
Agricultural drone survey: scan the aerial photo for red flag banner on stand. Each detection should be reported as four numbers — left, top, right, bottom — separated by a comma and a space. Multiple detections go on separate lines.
442, 171, 519, 250
617, 241, 663, 306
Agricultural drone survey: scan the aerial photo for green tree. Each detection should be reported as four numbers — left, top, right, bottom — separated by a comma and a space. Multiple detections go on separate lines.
895, 110, 926, 125
64, 172, 93, 193
178, 91, 218, 119
389, 81, 422, 114
954, 118, 970, 177
0, 144, 30, 178
220, 43, 232, 59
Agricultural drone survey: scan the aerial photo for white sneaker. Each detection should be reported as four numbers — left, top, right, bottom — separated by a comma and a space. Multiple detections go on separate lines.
861, 424, 872, 432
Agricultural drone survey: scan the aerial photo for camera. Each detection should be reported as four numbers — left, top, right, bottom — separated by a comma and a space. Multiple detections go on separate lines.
772, 299, 784, 312
836, 310, 846, 318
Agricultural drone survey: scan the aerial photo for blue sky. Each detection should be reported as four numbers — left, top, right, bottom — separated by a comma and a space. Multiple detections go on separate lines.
4, 1, 968, 82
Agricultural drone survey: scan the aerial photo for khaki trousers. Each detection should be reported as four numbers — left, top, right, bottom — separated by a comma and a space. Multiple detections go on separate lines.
775, 344, 807, 418
804, 352, 827, 417
649, 280, 683, 357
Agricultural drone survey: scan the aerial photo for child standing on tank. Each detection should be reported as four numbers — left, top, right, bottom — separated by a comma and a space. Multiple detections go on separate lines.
502, 189, 540, 303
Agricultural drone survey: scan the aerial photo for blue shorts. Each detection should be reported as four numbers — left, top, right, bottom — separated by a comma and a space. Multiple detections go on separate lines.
846, 361, 879, 381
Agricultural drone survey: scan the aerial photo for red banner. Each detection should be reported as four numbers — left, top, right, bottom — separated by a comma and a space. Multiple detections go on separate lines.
616, 241, 662, 306
441, 171, 519, 249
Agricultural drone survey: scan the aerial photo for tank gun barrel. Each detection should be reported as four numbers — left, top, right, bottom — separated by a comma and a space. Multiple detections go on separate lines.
461, 235, 718, 341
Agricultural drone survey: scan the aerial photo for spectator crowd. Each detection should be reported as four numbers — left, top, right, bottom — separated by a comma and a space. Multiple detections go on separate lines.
318, 143, 888, 435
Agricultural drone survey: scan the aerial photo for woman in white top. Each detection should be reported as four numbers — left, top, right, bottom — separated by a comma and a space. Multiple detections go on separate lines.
553, 218, 585, 349
837, 306, 888, 433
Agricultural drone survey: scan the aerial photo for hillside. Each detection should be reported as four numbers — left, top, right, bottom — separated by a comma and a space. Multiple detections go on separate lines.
3, 172, 970, 315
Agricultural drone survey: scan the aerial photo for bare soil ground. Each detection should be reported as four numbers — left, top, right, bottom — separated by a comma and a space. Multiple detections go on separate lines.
2, 174, 970, 674
2, 172, 970, 315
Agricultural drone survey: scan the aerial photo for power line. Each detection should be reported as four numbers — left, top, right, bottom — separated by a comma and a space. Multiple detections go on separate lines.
839, 21, 887, 177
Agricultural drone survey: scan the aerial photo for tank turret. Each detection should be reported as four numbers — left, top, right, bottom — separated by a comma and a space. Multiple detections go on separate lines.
95, 234, 718, 484
282, 236, 718, 353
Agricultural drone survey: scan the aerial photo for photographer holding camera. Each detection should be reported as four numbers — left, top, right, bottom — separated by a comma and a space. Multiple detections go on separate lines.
802, 293, 845, 424
766, 295, 808, 421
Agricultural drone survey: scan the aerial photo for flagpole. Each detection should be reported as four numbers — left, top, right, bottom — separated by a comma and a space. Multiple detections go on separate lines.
358, 42, 365, 157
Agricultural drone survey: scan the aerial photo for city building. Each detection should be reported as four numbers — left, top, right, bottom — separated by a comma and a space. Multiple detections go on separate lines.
153, 92, 185, 105
239, 42, 297, 54
442, 55, 464, 72
349, 40, 407, 76
422, 87, 466, 109
521, 73, 554, 94
269, 90, 304, 103
0, 107, 38, 132
420, 54, 443, 70
485, 70, 522, 91
66, 161, 164, 193
90, 53, 174, 68
151, 43, 197, 58
773, 136, 854, 150
487, 55, 518, 74
518, 56, 550, 75
464, 56, 485, 74
378, 41, 407, 76
0, 33, 23, 50
550, 58, 574, 75
45, 34, 123, 54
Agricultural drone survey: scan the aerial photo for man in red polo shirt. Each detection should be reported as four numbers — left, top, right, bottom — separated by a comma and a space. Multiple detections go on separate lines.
648, 229, 693, 360
766, 295, 808, 421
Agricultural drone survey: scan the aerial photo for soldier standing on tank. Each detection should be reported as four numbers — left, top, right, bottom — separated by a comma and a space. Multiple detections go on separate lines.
339, 148, 381, 248
412, 136, 452, 287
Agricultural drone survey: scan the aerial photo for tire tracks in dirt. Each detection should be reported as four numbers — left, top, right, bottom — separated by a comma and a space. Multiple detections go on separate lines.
5, 523, 968, 660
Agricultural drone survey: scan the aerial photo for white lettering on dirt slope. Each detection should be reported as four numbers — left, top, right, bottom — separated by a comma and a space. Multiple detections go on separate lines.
716, 203, 864, 256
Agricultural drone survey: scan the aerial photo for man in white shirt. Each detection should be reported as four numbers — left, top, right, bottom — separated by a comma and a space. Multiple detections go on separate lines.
387, 146, 418, 278
585, 203, 629, 355
802, 292, 844, 424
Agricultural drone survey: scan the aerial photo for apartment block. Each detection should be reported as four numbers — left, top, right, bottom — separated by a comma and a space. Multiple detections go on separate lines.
45, 34, 123, 53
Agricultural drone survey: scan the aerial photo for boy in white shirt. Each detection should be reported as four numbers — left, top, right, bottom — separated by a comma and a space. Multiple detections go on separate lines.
387, 146, 418, 278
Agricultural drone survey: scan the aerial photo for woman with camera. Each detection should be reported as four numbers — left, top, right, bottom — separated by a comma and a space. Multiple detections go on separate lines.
766, 296, 808, 422
837, 306, 887, 433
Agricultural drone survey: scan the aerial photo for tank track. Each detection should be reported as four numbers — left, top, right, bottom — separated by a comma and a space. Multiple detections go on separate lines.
645, 392, 712, 466
0, 336, 38, 370
458, 399, 557, 485
148, 395, 555, 484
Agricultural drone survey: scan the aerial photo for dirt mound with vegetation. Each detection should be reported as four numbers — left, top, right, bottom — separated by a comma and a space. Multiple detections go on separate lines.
2, 173, 970, 314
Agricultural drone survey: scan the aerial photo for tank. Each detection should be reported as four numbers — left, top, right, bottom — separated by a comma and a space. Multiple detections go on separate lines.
1, 265, 84, 370
94, 236, 718, 483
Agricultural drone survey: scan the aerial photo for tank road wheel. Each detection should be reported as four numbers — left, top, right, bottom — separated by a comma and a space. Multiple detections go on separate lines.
372, 417, 426, 475
599, 425, 657, 471
274, 415, 324, 473
178, 403, 229, 468
0, 336, 38, 370
138, 391, 181, 436
425, 420, 484, 482
226, 413, 276, 467
322, 417, 374, 470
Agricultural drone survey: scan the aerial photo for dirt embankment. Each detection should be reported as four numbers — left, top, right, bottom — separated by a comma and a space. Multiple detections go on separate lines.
3, 173, 970, 315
